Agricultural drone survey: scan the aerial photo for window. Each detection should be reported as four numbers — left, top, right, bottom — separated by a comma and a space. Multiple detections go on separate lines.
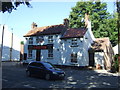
24, 53, 27, 60
48, 35, 53, 43
29, 37, 33, 44
71, 53, 77, 63
36, 36, 44, 44
71, 38, 78, 47
28, 50, 32, 58
48, 49, 53, 58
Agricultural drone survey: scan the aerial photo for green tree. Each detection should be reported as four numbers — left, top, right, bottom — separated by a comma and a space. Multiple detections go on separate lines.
69, 0, 117, 46
0, 0, 32, 13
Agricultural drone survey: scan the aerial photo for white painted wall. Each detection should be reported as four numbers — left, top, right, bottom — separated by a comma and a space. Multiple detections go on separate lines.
94, 52, 105, 69
113, 44, 118, 55
0, 25, 21, 61
23, 20, 95, 66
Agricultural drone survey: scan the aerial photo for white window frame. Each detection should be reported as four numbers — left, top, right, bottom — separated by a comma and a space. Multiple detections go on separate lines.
48, 49, 53, 58
28, 50, 32, 59
48, 35, 53, 43
71, 38, 78, 47
71, 53, 77, 63
36, 36, 44, 44
29, 37, 33, 45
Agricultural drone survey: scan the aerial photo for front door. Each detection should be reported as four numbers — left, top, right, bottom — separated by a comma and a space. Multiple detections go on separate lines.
36, 50, 41, 61
89, 52, 95, 67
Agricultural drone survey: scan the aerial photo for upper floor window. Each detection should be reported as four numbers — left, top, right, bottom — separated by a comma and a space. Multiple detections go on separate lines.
36, 36, 44, 44
71, 38, 78, 47
29, 37, 33, 44
48, 35, 53, 43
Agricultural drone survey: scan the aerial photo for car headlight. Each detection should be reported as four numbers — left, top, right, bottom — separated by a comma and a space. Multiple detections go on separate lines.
52, 72, 58, 74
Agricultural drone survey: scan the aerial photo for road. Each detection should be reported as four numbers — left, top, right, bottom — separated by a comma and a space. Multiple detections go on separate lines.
2, 62, 119, 89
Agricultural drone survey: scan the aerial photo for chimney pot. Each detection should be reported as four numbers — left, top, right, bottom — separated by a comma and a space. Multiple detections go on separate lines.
63, 18, 69, 28
31, 22, 37, 29
85, 13, 89, 27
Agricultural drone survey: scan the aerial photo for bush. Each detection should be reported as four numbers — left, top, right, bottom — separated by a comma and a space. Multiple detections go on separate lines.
112, 54, 119, 72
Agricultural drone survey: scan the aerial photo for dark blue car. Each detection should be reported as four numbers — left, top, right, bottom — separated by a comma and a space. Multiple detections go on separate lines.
26, 61, 65, 80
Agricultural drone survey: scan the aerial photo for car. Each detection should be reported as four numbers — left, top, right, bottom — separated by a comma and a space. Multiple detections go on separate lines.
26, 61, 65, 80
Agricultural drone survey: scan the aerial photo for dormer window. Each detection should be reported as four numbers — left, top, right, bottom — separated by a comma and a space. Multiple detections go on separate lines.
29, 37, 33, 45
48, 35, 53, 43
71, 38, 78, 47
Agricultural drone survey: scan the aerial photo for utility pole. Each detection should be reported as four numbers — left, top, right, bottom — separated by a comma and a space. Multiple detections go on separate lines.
0, 25, 5, 66
10, 28, 13, 61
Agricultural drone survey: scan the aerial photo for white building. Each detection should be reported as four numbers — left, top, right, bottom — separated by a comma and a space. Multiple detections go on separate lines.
0, 24, 21, 61
23, 14, 96, 66
23, 14, 114, 69
113, 44, 118, 55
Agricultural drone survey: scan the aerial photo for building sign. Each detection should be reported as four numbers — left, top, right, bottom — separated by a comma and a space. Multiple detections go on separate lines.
28, 44, 53, 50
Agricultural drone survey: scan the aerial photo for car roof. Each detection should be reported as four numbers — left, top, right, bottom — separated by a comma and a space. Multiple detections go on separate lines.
29, 61, 50, 65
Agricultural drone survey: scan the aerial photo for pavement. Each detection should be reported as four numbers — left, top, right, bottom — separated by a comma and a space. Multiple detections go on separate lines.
1, 61, 120, 89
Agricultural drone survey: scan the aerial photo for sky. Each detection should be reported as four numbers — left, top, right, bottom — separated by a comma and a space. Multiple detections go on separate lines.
0, 1, 116, 41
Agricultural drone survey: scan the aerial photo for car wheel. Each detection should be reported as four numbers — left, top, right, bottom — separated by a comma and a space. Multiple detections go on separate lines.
26, 71, 31, 77
45, 74, 50, 80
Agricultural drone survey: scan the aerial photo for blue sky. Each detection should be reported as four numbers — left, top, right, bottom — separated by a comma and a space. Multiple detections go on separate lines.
0, 1, 116, 40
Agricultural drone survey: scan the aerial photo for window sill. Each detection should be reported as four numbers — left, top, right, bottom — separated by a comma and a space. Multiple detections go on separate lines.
47, 57, 54, 59
71, 45, 79, 47
27, 58, 32, 59
70, 63, 78, 66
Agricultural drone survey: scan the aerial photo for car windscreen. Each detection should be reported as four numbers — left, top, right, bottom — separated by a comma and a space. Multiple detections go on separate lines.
43, 63, 55, 69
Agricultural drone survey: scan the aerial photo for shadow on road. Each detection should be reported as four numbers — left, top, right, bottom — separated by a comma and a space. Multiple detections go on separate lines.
2, 62, 119, 89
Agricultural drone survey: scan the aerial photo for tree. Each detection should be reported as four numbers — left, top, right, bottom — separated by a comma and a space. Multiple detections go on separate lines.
69, 0, 117, 46
0, 0, 32, 13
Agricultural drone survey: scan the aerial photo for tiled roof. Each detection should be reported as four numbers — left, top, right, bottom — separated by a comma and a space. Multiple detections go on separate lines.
61, 28, 87, 39
24, 24, 67, 37
90, 37, 110, 51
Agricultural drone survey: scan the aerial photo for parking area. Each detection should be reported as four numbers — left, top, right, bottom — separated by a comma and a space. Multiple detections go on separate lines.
2, 62, 119, 89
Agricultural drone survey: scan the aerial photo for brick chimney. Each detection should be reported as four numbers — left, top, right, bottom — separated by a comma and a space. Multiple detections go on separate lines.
84, 13, 95, 41
63, 18, 69, 28
85, 13, 89, 28
31, 22, 37, 29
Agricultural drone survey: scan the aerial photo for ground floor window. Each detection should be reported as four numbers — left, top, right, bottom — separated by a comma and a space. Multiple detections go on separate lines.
24, 53, 27, 60
48, 49, 53, 58
28, 50, 32, 58
71, 53, 77, 63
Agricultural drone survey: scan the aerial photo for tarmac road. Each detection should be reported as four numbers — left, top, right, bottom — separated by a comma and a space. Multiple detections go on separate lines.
2, 62, 119, 89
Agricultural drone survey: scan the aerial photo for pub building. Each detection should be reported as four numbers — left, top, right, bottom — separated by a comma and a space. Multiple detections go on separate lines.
23, 15, 114, 69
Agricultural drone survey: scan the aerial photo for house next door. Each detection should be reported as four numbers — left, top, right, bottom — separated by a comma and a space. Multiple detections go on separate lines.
36, 50, 41, 61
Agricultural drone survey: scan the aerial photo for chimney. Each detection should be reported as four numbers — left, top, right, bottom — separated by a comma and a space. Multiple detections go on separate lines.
84, 13, 95, 41
31, 22, 37, 29
63, 18, 69, 28
85, 13, 89, 28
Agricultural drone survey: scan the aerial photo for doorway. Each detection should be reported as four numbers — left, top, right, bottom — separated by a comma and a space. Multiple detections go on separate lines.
89, 52, 95, 67
36, 50, 41, 61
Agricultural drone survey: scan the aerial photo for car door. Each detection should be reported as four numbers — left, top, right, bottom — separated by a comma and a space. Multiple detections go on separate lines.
35, 63, 46, 77
29, 62, 37, 75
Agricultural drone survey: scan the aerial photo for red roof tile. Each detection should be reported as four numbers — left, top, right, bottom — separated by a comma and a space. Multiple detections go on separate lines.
90, 37, 110, 51
61, 28, 87, 39
24, 24, 66, 37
